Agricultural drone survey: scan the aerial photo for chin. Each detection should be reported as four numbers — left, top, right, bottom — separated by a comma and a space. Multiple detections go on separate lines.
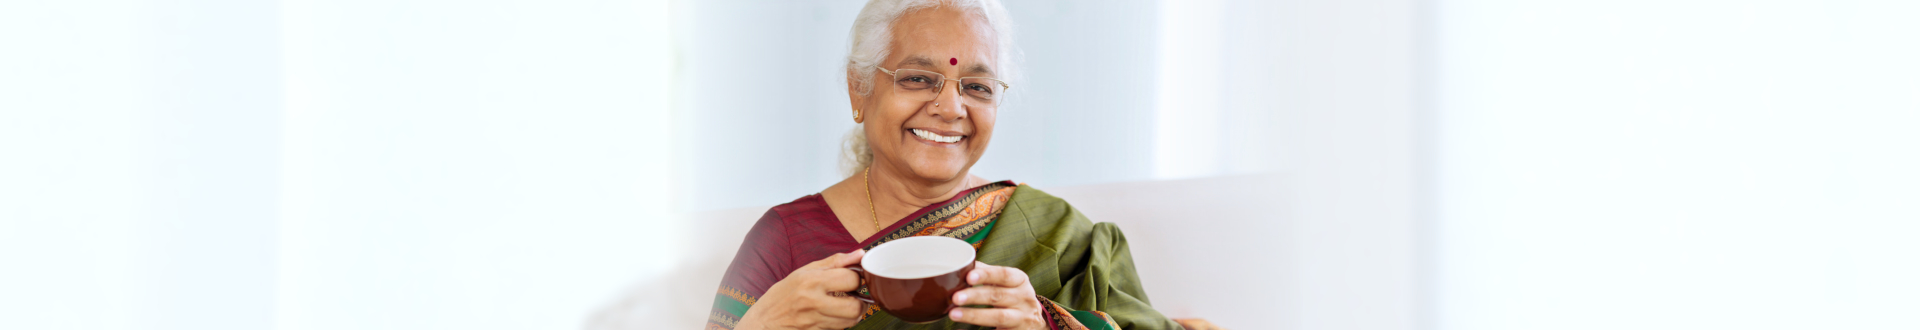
905, 160, 971, 182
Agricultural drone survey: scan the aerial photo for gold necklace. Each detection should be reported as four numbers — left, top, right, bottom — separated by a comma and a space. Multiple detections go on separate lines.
864, 167, 879, 232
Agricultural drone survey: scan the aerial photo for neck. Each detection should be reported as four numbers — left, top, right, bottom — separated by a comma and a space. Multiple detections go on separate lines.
866, 161, 974, 224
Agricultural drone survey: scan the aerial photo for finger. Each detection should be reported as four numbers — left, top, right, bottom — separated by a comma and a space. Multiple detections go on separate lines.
948, 307, 1031, 328
821, 316, 861, 330
807, 249, 865, 270
819, 268, 862, 292
967, 263, 1030, 288
815, 294, 868, 319
952, 286, 1033, 308
803, 253, 841, 270
816, 304, 865, 329
832, 248, 865, 268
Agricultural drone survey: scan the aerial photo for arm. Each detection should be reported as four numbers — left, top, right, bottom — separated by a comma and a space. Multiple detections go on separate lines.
1048, 222, 1183, 330
708, 210, 867, 330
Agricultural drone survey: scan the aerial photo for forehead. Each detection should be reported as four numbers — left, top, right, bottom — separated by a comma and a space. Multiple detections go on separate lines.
887, 7, 998, 71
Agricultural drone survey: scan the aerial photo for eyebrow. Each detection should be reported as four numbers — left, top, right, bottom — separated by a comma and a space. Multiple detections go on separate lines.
897, 56, 938, 69
965, 63, 995, 77
896, 55, 997, 78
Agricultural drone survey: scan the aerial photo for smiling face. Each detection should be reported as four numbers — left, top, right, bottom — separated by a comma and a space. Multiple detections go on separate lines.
850, 6, 1001, 183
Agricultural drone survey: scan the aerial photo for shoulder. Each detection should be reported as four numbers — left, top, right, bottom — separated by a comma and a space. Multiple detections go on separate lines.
742, 194, 833, 239
1007, 184, 1066, 204
1002, 184, 1103, 245
717, 195, 841, 300
1005, 184, 1079, 224
766, 193, 832, 220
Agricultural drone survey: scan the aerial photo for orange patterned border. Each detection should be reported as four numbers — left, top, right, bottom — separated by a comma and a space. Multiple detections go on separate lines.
717, 286, 757, 306
867, 182, 1016, 248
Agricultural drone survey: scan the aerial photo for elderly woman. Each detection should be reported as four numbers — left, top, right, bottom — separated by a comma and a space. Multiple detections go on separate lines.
707, 1, 1184, 329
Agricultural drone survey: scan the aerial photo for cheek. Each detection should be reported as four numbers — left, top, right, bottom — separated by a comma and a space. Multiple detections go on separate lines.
968, 115, 994, 157
884, 94, 926, 117
968, 135, 990, 158
867, 89, 910, 121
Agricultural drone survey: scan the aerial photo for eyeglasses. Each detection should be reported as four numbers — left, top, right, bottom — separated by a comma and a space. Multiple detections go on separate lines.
876, 67, 1011, 107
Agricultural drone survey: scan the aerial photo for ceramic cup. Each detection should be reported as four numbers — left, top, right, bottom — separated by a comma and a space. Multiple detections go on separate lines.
846, 236, 978, 323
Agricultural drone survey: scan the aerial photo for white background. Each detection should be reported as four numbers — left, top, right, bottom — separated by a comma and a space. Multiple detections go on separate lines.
1434, 1, 1920, 329
3, 0, 1288, 329
3, 0, 1915, 329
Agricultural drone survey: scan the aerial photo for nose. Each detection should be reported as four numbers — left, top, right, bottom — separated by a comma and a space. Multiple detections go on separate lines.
929, 78, 967, 122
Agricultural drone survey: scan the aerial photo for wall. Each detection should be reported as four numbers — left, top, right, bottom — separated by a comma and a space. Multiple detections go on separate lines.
1434, 1, 1920, 329
671, 0, 1174, 212
0, 1, 280, 328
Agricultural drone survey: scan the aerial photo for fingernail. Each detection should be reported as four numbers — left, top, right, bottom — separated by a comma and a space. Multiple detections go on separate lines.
950, 309, 963, 319
952, 292, 967, 304
968, 272, 980, 284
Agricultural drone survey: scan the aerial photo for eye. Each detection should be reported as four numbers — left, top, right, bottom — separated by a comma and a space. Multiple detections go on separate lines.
965, 83, 994, 94
896, 74, 936, 89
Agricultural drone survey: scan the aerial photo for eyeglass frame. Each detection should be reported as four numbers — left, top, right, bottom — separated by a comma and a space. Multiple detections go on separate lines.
874, 66, 1012, 105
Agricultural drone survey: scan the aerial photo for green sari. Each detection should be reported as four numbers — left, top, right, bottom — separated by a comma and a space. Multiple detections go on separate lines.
709, 182, 1181, 330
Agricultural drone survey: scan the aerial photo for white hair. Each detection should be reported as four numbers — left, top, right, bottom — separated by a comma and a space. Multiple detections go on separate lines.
840, 0, 1020, 177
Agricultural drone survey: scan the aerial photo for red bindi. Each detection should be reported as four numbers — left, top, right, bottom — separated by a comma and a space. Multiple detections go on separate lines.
949, 58, 958, 65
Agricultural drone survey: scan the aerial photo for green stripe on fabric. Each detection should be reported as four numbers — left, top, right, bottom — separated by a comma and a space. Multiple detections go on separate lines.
1069, 311, 1115, 330
712, 293, 751, 317
964, 221, 995, 244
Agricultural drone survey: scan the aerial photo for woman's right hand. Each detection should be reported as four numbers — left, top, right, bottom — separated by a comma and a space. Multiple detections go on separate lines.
734, 249, 868, 330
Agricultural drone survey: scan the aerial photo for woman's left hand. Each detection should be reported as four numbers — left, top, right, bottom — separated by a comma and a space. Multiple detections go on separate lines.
949, 261, 1046, 330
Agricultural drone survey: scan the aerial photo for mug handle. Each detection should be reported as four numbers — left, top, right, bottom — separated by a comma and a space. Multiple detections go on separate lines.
844, 266, 875, 304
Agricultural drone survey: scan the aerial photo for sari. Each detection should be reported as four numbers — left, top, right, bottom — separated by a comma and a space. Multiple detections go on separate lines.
707, 181, 1181, 330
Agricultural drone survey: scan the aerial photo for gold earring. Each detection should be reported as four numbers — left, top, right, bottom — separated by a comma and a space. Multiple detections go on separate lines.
852, 109, 861, 121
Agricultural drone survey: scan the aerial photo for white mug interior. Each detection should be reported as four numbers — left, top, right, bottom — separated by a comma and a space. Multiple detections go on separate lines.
862, 236, 976, 279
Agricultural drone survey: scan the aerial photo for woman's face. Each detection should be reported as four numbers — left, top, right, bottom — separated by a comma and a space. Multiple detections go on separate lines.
852, 6, 1001, 183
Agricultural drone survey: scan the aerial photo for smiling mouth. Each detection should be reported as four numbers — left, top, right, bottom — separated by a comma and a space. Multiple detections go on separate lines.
910, 128, 965, 143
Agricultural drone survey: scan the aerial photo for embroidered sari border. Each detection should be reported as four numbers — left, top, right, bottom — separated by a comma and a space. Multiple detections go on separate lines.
861, 181, 1016, 249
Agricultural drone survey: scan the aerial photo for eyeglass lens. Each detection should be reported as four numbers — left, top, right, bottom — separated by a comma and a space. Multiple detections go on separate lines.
890, 69, 1002, 105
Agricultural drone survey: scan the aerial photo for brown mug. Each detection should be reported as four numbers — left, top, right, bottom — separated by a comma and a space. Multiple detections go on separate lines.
845, 236, 978, 323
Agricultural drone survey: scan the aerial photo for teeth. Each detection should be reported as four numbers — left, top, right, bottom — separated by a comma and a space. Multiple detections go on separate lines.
912, 129, 963, 143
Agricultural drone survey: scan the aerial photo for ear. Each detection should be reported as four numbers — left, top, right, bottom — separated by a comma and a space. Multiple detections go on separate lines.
846, 69, 864, 123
